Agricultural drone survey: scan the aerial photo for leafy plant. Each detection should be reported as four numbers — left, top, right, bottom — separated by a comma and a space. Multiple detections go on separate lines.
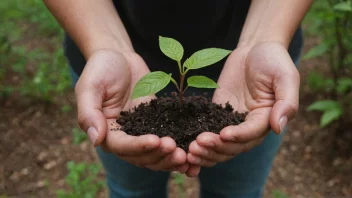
173, 173, 185, 198
56, 161, 104, 198
131, 36, 231, 104
308, 100, 343, 127
0, 0, 70, 102
304, 0, 352, 128
72, 127, 88, 145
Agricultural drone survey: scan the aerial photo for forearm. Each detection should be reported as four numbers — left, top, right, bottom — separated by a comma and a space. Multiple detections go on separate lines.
43, 0, 133, 59
238, 0, 313, 49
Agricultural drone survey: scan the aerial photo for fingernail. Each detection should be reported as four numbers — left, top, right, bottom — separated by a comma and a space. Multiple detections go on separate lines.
87, 127, 98, 146
279, 116, 288, 134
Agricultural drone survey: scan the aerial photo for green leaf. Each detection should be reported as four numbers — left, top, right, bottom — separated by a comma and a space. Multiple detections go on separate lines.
320, 108, 342, 128
131, 71, 171, 99
333, 1, 352, 12
187, 76, 218, 88
302, 43, 328, 60
184, 48, 231, 69
307, 100, 341, 112
159, 36, 184, 62
307, 71, 334, 91
336, 78, 352, 94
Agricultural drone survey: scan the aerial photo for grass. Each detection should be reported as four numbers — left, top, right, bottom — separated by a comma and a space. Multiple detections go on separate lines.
0, 0, 71, 103
56, 161, 104, 198
72, 127, 88, 145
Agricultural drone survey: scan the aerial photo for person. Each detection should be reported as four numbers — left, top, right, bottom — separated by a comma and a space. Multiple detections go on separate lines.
44, 0, 313, 197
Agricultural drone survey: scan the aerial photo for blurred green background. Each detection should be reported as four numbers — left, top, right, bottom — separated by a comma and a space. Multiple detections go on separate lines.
0, 0, 351, 197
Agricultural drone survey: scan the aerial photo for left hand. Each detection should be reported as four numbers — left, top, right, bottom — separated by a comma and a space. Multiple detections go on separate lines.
186, 42, 300, 168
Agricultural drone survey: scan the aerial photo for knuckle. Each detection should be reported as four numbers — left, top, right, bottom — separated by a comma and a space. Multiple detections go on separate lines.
288, 102, 299, 114
77, 113, 90, 130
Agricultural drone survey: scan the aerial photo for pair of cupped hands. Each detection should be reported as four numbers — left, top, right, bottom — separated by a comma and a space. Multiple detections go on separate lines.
75, 42, 300, 177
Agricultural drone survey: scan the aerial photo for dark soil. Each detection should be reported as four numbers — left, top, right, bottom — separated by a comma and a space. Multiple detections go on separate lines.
117, 95, 248, 151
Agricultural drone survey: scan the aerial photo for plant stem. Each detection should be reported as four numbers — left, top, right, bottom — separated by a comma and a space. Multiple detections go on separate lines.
170, 77, 180, 91
179, 74, 185, 105
182, 85, 189, 94
177, 61, 182, 74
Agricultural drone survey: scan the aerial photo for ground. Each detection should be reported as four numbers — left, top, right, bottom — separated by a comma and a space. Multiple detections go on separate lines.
0, 12, 352, 198
1, 26, 351, 198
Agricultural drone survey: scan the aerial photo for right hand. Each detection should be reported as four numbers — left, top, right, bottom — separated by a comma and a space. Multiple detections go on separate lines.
75, 49, 188, 172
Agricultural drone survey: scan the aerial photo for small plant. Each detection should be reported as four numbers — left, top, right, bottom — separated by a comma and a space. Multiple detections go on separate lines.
173, 173, 185, 198
303, 0, 352, 128
72, 127, 88, 145
56, 161, 104, 198
131, 36, 231, 104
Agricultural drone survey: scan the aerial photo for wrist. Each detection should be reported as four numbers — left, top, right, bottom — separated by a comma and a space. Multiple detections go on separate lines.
85, 36, 134, 59
237, 33, 290, 50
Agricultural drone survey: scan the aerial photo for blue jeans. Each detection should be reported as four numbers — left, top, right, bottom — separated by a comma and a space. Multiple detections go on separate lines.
70, 70, 284, 198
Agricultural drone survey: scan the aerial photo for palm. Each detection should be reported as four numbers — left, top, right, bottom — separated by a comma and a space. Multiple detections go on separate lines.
97, 52, 154, 128
213, 46, 276, 132
76, 50, 189, 172
187, 42, 300, 167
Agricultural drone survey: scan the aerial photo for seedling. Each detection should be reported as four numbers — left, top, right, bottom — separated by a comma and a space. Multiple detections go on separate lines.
131, 36, 232, 104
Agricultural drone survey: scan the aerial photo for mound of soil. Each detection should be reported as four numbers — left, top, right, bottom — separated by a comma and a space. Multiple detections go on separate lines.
117, 95, 248, 151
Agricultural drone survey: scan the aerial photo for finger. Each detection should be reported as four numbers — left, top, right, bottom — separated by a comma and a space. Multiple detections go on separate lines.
173, 163, 189, 174
185, 164, 201, 178
220, 108, 271, 143
145, 148, 187, 171
270, 66, 300, 134
196, 132, 244, 156
187, 153, 218, 167
104, 127, 160, 156
118, 137, 176, 165
242, 138, 265, 153
75, 81, 106, 146
188, 141, 230, 163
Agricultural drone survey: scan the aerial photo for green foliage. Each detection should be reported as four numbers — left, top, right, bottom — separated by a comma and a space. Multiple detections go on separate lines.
0, 0, 70, 102
173, 173, 185, 198
72, 127, 88, 145
308, 100, 343, 127
187, 76, 218, 88
272, 190, 289, 198
307, 71, 334, 91
159, 36, 184, 62
304, 0, 352, 128
56, 161, 104, 198
302, 42, 329, 60
336, 78, 352, 94
333, 1, 352, 11
184, 48, 232, 70
307, 100, 341, 111
132, 36, 231, 101
131, 71, 172, 99
61, 104, 73, 113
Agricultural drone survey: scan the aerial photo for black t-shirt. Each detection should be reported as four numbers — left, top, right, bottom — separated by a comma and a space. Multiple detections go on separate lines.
64, 0, 303, 89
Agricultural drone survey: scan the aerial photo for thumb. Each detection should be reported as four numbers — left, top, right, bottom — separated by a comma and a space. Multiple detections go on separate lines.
75, 84, 107, 147
270, 65, 300, 134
